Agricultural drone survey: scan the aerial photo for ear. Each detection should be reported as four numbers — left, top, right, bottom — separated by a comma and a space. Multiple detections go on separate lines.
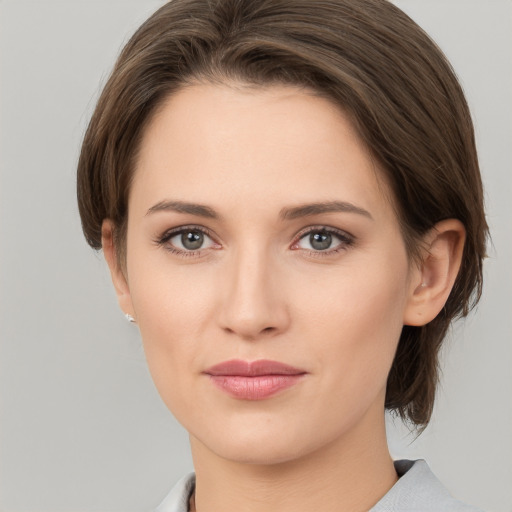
101, 219, 136, 322
403, 219, 466, 326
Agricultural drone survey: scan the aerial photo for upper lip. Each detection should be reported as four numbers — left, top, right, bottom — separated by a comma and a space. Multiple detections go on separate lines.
204, 359, 307, 377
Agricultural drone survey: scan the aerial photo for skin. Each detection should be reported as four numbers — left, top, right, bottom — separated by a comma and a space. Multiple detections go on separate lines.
103, 82, 465, 512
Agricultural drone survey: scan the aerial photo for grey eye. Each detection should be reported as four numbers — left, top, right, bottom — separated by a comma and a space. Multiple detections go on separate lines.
182, 231, 204, 250
309, 231, 332, 250
296, 229, 349, 252
170, 230, 214, 251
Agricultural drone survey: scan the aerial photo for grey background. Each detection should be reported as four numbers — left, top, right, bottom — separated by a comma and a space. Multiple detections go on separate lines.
0, 1, 510, 511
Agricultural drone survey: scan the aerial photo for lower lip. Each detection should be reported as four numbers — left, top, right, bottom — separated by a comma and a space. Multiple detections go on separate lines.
207, 374, 304, 400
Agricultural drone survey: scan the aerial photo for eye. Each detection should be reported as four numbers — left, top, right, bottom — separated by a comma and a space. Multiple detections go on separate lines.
157, 226, 219, 255
292, 227, 354, 253
170, 230, 212, 251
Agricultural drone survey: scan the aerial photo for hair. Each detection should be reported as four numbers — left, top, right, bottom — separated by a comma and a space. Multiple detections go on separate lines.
77, 0, 488, 428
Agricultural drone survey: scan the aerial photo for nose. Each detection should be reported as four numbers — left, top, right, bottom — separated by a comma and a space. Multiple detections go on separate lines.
217, 246, 290, 341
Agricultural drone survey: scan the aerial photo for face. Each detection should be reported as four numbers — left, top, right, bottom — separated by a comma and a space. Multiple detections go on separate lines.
116, 82, 419, 465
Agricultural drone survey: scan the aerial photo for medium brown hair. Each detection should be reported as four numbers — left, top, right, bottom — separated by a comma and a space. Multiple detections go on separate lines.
77, 0, 488, 427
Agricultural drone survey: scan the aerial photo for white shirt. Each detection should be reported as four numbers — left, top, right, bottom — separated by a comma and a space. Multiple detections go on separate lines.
155, 459, 483, 512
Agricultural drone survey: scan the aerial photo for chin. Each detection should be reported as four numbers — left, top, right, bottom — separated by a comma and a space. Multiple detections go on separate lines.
204, 434, 309, 466
189, 414, 349, 467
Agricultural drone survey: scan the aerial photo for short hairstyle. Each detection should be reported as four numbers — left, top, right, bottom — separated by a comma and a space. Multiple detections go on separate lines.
77, 0, 488, 428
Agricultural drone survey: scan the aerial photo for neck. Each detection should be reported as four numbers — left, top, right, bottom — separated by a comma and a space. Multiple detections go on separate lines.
189, 407, 397, 512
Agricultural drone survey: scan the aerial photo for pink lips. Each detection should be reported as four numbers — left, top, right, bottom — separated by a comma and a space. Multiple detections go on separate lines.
204, 359, 306, 400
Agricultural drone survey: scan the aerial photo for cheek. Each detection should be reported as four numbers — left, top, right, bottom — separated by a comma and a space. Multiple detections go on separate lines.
126, 258, 218, 407
294, 253, 409, 385
282, 257, 409, 444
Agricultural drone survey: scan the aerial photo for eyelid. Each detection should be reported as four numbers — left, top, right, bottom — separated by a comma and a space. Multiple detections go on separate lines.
290, 225, 355, 253
155, 224, 221, 256
158, 224, 216, 242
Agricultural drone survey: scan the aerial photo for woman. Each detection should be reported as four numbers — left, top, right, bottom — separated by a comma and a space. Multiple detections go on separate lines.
77, 0, 488, 510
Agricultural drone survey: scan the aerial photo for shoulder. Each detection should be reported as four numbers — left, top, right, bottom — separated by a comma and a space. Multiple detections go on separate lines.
155, 473, 195, 512
370, 459, 484, 512
156, 461, 483, 512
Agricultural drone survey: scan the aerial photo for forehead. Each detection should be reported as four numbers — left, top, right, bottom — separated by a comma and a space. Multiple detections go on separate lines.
131, 82, 394, 222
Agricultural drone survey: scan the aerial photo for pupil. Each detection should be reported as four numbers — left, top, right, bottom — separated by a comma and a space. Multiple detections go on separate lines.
182, 231, 204, 250
310, 231, 332, 250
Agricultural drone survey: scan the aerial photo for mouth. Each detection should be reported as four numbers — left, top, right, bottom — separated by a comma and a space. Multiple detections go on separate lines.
203, 359, 307, 400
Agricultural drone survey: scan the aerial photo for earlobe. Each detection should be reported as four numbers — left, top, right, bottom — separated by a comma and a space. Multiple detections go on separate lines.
101, 220, 136, 322
403, 219, 466, 326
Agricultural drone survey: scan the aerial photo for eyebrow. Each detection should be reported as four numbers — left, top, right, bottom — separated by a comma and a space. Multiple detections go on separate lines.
279, 201, 373, 221
146, 200, 219, 218
146, 199, 373, 221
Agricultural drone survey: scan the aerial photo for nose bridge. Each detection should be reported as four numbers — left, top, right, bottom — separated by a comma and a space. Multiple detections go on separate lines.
218, 240, 289, 340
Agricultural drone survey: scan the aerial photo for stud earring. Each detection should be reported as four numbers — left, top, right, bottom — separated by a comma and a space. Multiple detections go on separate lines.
124, 313, 136, 323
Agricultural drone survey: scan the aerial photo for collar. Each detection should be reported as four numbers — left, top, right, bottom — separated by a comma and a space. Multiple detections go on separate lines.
155, 460, 482, 512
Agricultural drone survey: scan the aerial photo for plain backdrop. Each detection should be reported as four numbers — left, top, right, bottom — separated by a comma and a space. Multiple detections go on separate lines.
0, 1, 511, 511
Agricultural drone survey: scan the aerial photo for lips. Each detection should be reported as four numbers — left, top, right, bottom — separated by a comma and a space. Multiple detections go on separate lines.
203, 359, 307, 400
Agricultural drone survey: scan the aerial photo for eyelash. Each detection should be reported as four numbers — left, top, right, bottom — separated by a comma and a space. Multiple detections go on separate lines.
154, 225, 219, 258
292, 225, 355, 257
154, 225, 355, 259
